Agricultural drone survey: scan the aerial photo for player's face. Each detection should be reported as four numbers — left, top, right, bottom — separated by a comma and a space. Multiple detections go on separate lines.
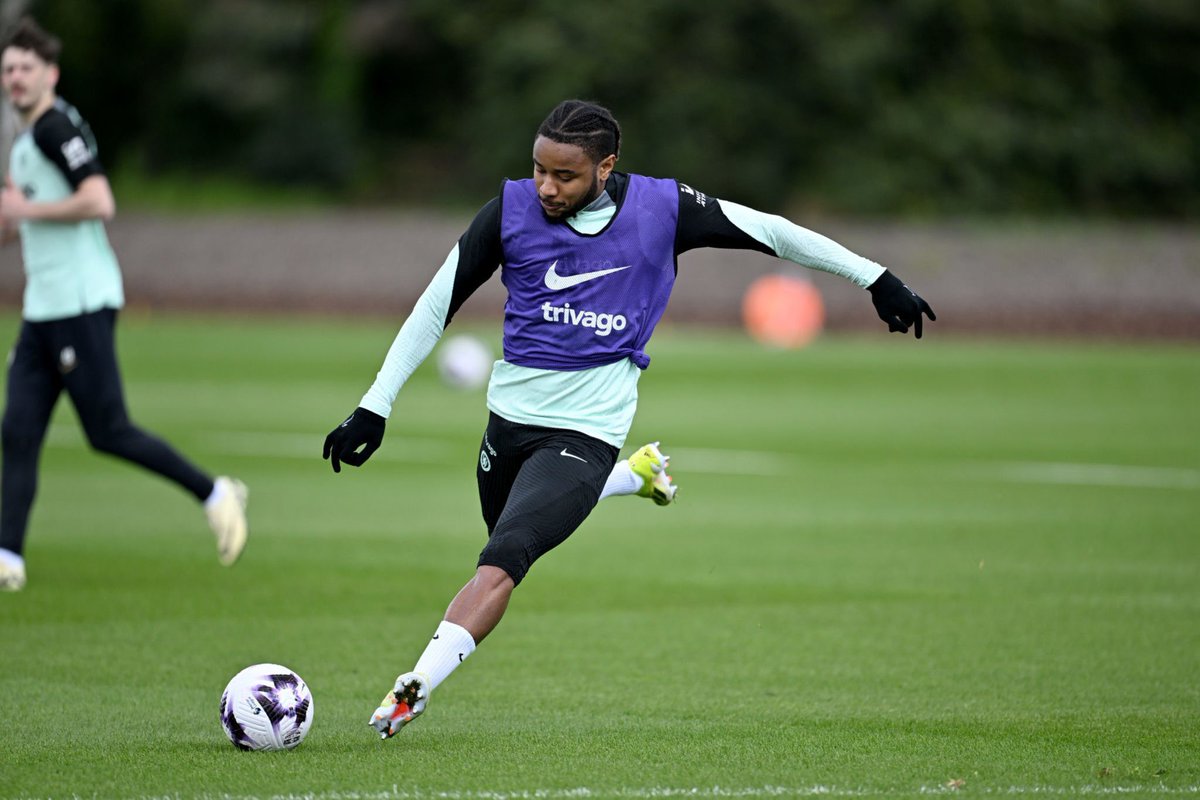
0, 47, 57, 114
532, 136, 616, 220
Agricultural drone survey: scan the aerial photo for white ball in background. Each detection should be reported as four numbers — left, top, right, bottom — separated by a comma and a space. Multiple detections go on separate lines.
436, 334, 494, 391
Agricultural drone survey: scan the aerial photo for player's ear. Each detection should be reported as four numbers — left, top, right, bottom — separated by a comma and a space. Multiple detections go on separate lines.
597, 153, 617, 181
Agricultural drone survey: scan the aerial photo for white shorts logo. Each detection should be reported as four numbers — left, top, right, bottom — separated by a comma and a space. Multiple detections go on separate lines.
479, 450, 491, 472
59, 346, 77, 373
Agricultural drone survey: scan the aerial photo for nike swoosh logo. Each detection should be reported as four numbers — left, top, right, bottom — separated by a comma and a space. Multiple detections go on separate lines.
544, 260, 632, 290
560, 448, 588, 463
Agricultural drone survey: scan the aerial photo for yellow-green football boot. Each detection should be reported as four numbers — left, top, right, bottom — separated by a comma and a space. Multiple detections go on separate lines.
628, 441, 677, 506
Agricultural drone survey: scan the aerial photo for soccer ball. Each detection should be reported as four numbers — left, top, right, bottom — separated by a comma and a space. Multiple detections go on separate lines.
436, 334, 493, 391
219, 663, 313, 751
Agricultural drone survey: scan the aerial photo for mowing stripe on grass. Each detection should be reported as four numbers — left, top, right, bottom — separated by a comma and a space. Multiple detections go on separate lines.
991, 461, 1200, 490
667, 446, 798, 475
45, 426, 1200, 488
205, 431, 459, 464
12, 784, 1195, 800
45, 426, 459, 465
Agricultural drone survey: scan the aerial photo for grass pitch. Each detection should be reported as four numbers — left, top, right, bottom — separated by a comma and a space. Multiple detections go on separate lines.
0, 311, 1197, 799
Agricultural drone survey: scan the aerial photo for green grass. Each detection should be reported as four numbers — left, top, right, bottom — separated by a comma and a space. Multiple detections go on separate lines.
111, 167, 336, 212
0, 312, 1197, 799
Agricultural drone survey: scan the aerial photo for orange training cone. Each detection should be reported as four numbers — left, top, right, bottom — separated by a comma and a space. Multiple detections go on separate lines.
741, 273, 825, 348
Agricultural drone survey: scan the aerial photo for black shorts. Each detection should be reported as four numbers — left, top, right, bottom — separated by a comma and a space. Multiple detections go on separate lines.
475, 412, 619, 586
6, 308, 128, 439
2, 307, 211, 505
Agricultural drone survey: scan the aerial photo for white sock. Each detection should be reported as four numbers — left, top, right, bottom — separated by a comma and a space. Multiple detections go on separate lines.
0, 548, 24, 569
599, 460, 644, 500
204, 478, 226, 510
413, 620, 476, 691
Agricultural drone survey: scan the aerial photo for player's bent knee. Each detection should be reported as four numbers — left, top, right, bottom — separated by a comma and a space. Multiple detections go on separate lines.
85, 424, 134, 456
477, 531, 533, 587
475, 564, 516, 589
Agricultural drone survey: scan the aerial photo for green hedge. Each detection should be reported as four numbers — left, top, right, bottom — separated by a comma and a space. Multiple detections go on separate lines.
25, 0, 1199, 216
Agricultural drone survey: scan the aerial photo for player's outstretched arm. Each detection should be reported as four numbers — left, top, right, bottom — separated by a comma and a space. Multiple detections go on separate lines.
867, 270, 936, 338
674, 190, 937, 339
322, 198, 504, 475
323, 407, 386, 473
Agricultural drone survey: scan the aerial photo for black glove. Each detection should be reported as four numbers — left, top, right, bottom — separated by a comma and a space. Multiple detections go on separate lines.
868, 270, 936, 338
322, 407, 386, 473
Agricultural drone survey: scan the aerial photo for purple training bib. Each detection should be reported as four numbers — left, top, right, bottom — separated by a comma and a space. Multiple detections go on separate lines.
499, 174, 678, 370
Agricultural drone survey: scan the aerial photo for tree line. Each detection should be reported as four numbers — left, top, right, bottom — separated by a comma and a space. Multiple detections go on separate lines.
16, 0, 1199, 217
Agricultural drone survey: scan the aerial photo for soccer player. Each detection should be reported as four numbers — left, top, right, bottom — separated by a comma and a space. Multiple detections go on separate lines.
322, 99, 934, 739
0, 18, 249, 592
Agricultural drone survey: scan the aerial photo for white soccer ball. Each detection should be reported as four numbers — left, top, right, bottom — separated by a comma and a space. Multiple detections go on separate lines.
219, 663, 313, 751
436, 334, 494, 391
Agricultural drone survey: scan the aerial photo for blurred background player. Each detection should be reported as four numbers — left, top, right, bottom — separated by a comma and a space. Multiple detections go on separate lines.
0, 18, 248, 591
322, 99, 933, 739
